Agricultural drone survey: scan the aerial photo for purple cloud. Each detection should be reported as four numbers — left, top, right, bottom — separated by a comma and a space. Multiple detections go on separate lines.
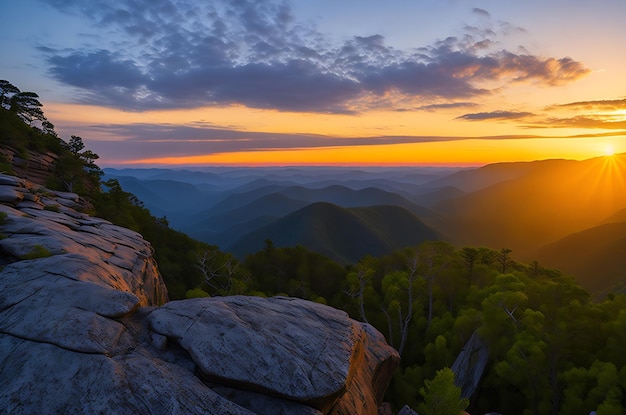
472, 8, 491, 18
38, 0, 590, 113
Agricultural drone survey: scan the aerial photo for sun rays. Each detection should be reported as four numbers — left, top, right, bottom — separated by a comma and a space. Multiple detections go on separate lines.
604, 143, 616, 156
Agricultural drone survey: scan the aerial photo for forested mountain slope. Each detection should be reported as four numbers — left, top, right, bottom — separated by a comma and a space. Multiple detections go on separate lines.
229, 202, 439, 263
436, 155, 626, 253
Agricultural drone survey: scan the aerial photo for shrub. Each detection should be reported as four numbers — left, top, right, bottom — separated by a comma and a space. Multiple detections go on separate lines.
185, 287, 210, 299
0, 154, 13, 174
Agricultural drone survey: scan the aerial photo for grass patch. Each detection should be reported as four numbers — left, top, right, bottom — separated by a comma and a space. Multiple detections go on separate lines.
0, 154, 14, 175
43, 205, 60, 213
20, 244, 53, 260
0, 212, 8, 225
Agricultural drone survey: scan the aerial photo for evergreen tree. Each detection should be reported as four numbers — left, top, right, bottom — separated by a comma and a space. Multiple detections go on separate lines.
10, 91, 46, 126
417, 367, 469, 415
0, 79, 20, 109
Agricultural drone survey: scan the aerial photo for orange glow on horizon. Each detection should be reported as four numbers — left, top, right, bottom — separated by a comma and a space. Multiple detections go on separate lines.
576, 153, 626, 222
46, 102, 626, 168
110, 138, 624, 167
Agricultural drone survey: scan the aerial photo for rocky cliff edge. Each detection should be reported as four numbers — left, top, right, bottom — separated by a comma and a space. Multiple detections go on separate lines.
0, 173, 400, 414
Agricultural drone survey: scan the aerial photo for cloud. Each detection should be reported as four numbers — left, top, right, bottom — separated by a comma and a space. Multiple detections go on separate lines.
77, 121, 626, 164
533, 116, 626, 130
472, 8, 491, 18
414, 102, 479, 111
38, 0, 591, 113
84, 123, 470, 155
457, 110, 535, 121
528, 97, 626, 129
85, 122, 584, 153
45, 50, 144, 90
549, 98, 626, 111
496, 54, 589, 86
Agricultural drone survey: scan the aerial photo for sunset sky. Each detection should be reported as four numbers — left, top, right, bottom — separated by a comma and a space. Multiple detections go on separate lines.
2, 0, 626, 166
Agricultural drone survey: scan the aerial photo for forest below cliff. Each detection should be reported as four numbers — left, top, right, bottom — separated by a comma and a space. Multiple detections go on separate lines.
2, 80, 625, 414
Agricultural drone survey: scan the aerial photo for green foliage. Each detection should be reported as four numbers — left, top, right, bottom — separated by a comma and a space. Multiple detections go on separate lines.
0, 106, 63, 155
0, 154, 14, 174
561, 361, 624, 415
417, 367, 469, 415
43, 205, 60, 213
185, 288, 210, 299
0, 80, 21, 108
0, 211, 7, 225
10, 91, 45, 126
49, 135, 103, 193
20, 244, 53, 260
244, 242, 345, 300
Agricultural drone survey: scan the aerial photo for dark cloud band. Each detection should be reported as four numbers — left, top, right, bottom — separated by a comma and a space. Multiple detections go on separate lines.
456, 110, 534, 121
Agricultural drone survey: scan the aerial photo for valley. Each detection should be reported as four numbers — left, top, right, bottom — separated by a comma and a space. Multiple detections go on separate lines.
105, 153, 626, 297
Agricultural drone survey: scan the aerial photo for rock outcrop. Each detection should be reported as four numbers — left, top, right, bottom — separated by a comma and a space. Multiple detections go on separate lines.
0, 173, 400, 414
0, 145, 58, 186
451, 331, 489, 399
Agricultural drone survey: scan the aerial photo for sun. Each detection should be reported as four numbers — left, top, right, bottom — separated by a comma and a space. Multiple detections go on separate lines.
604, 143, 615, 156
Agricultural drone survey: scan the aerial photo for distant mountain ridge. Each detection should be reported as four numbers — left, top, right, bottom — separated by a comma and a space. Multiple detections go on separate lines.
105, 155, 626, 296
206, 184, 431, 216
436, 155, 626, 251
189, 192, 309, 235
228, 202, 439, 264
533, 220, 626, 296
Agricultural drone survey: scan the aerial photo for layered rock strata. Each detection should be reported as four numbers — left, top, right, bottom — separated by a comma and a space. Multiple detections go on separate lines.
0, 146, 58, 186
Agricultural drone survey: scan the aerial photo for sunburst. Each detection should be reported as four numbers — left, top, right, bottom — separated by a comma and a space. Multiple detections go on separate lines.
604, 143, 615, 156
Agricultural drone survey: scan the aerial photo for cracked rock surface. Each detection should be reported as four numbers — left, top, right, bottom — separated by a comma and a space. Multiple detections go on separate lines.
0, 173, 399, 414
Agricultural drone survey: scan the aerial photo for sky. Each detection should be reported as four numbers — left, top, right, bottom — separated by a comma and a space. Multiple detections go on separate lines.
1, 0, 626, 167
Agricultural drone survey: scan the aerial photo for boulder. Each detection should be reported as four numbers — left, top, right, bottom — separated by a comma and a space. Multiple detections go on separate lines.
0, 333, 256, 415
149, 296, 400, 414
210, 385, 324, 415
397, 405, 420, 415
330, 322, 401, 414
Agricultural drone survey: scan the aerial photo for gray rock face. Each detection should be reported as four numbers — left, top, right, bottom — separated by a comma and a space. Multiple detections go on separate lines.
451, 330, 490, 399
150, 296, 359, 406
149, 296, 400, 414
0, 173, 399, 414
396, 405, 420, 415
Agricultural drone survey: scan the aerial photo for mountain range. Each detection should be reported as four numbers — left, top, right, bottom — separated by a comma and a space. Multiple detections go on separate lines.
105, 153, 626, 296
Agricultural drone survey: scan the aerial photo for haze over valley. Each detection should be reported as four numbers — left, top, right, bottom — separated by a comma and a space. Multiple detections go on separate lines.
105, 153, 626, 297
